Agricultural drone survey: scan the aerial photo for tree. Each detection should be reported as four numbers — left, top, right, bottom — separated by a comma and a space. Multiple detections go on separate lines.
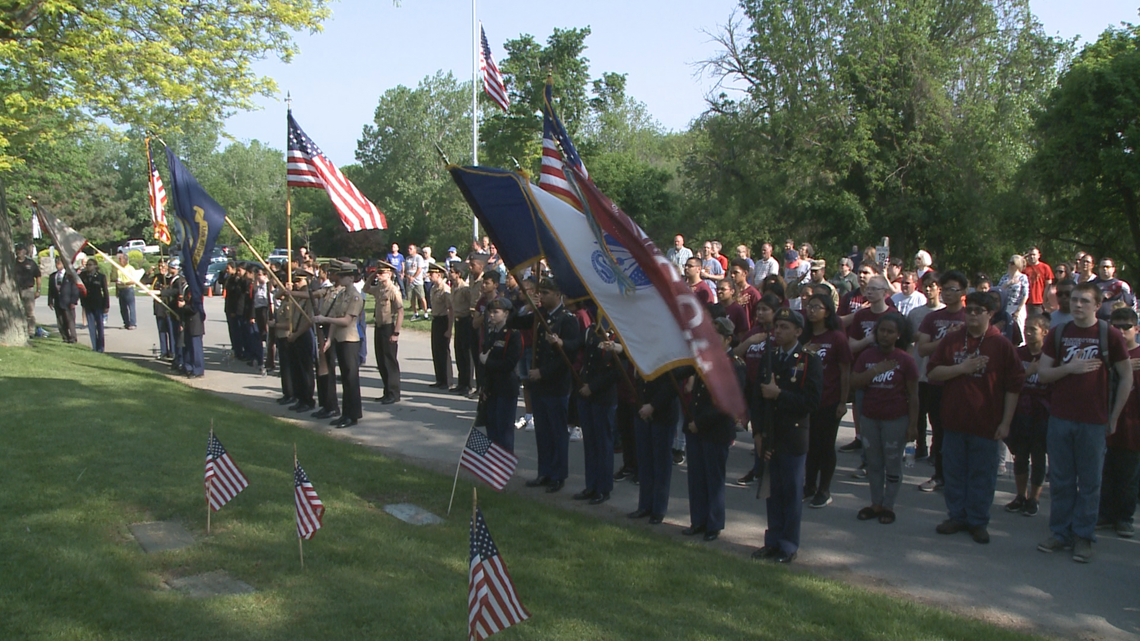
0, 0, 331, 345
1029, 22, 1140, 274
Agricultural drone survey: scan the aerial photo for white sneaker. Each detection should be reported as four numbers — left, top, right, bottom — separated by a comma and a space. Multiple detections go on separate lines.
515, 416, 528, 430
569, 426, 583, 442
525, 417, 535, 431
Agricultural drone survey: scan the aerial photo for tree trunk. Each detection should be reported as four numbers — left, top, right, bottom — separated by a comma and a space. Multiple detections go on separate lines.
0, 175, 30, 346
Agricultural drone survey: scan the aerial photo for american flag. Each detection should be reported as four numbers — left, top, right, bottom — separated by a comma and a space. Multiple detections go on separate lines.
539, 79, 588, 210
469, 507, 529, 641
294, 460, 325, 540
460, 428, 518, 492
287, 111, 387, 232
480, 25, 510, 112
205, 432, 249, 512
146, 139, 171, 245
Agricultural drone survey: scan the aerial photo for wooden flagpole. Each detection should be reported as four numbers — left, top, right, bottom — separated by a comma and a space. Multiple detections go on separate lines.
448, 418, 479, 516
206, 420, 213, 535
225, 217, 314, 326
295, 443, 304, 569
472, 486, 478, 523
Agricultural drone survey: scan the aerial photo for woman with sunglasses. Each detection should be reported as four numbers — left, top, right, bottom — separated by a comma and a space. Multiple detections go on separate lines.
802, 293, 852, 507
851, 313, 918, 524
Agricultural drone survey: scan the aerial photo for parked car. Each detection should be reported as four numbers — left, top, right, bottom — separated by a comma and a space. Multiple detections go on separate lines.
117, 239, 160, 255
268, 248, 289, 269
204, 261, 227, 295
210, 247, 228, 264
218, 244, 237, 259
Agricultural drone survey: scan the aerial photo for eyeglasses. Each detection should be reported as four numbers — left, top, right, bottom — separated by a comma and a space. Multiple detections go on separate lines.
805, 304, 826, 312
964, 306, 989, 315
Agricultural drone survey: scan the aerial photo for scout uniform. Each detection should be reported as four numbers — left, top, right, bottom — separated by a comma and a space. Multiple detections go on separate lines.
428, 263, 453, 388
326, 260, 365, 428
287, 270, 317, 412
313, 277, 340, 418
451, 267, 477, 394
364, 260, 403, 403
481, 297, 523, 452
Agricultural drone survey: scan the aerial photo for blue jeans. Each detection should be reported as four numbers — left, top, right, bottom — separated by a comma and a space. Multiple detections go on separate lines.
117, 288, 136, 328
577, 398, 615, 495
941, 430, 999, 527
686, 436, 729, 532
84, 309, 105, 352
484, 394, 518, 454
765, 452, 807, 555
532, 395, 569, 481
1047, 416, 1107, 542
635, 414, 674, 516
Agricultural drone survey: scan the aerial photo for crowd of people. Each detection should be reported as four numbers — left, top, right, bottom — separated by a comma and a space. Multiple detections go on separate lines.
21, 234, 1140, 566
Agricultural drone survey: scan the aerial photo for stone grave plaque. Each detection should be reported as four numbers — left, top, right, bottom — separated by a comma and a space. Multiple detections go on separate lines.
383, 503, 444, 525
168, 570, 254, 598
129, 521, 195, 553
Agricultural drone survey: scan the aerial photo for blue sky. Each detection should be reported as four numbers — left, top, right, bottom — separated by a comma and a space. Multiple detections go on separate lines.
224, 0, 1138, 164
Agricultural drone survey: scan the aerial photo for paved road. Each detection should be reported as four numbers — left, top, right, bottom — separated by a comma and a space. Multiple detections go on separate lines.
48, 296, 1140, 640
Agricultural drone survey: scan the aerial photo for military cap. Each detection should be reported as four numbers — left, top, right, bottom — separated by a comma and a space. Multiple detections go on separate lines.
537, 277, 560, 292
487, 297, 514, 312
713, 316, 735, 337
773, 307, 804, 328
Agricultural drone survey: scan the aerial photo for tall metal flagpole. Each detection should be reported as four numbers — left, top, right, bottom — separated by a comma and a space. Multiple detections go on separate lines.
471, 0, 479, 243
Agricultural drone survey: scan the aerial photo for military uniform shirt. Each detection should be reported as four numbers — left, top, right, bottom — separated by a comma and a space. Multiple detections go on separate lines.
371, 282, 402, 326
431, 285, 452, 318
329, 286, 364, 343
451, 282, 475, 318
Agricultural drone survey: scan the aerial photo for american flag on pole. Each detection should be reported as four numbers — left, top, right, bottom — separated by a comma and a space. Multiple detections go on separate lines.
287, 111, 387, 232
146, 138, 171, 245
460, 428, 518, 492
205, 432, 249, 511
539, 78, 588, 210
469, 507, 529, 641
294, 460, 325, 540
30, 206, 40, 239
480, 25, 510, 112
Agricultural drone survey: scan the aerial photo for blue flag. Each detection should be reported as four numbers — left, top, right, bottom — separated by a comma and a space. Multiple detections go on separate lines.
165, 147, 226, 314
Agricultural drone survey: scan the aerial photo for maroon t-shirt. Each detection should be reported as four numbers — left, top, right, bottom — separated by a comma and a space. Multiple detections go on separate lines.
841, 290, 867, 316
929, 326, 1026, 438
1015, 345, 1051, 420
847, 306, 891, 355
918, 307, 967, 387
1108, 345, 1140, 452
741, 325, 769, 383
855, 347, 917, 420
691, 281, 714, 307
1043, 321, 1130, 425
736, 285, 763, 328
808, 329, 853, 407
724, 302, 749, 341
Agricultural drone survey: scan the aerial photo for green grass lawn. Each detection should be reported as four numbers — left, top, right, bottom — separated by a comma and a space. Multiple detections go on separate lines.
0, 340, 1043, 641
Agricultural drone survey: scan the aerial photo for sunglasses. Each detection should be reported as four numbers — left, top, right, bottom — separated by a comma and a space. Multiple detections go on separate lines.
1113, 324, 1135, 331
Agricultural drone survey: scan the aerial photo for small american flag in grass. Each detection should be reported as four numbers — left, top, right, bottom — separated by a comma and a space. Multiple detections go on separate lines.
460, 428, 518, 492
205, 432, 249, 511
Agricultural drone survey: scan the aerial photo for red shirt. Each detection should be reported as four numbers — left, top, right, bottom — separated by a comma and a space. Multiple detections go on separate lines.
930, 326, 1025, 438
691, 281, 714, 306
808, 329, 853, 407
918, 307, 967, 387
1108, 345, 1140, 452
1023, 262, 1054, 306
741, 325, 769, 383
736, 285, 763, 328
724, 302, 749, 341
1015, 345, 1051, 420
856, 347, 916, 419
847, 306, 891, 355
1043, 322, 1130, 424
715, 254, 728, 272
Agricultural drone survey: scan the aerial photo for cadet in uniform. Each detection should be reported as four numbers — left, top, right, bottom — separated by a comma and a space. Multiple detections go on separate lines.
480, 297, 522, 451
315, 260, 365, 428
270, 272, 295, 405
146, 261, 174, 358
427, 263, 453, 388
574, 322, 622, 505
450, 263, 476, 395
364, 260, 403, 404
750, 308, 822, 563
311, 265, 339, 418
286, 269, 317, 413
163, 262, 185, 371
521, 278, 582, 494
177, 270, 205, 377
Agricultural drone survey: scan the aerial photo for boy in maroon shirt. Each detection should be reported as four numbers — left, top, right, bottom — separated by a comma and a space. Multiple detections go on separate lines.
1099, 307, 1140, 538
1036, 282, 1133, 563
1005, 314, 1052, 516
729, 258, 763, 329
915, 270, 970, 492
929, 292, 1024, 544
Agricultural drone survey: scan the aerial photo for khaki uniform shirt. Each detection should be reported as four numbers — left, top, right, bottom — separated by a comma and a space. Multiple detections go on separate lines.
273, 289, 292, 338
451, 282, 475, 319
290, 294, 313, 331
370, 282, 402, 326
431, 284, 452, 318
328, 286, 364, 343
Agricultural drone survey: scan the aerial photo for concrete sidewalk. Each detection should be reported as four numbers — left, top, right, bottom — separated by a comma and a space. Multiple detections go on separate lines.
53, 296, 1140, 640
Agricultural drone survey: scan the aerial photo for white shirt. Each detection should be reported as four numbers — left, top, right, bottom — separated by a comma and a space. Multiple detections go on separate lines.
752, 257, 780, 285
890, 291, 927, 317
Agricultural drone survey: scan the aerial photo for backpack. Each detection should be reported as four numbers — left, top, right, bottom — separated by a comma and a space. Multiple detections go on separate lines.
1054, 320, 1119, 416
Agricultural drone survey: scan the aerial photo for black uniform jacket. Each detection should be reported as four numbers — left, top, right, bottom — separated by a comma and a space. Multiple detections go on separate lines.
750, 340, 823, 456
691, 352, 747, 446
510, 304, 581, 397
482, 325, 522, 398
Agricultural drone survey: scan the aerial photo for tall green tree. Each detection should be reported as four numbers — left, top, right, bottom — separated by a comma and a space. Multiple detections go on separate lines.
1029, 22, 1140, 273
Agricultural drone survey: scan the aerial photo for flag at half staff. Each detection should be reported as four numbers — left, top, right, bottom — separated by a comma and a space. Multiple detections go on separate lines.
146, 138, 171, 245
287, 111, 387, 232
480, 25, 510, 112
294, 461, 324, 540
539, 78, 587, 210
460, 428, 518, 492
205, 432, 249, 512
165, 147, 226, 315
450, 165, 693, 382
469, 507, 528, 641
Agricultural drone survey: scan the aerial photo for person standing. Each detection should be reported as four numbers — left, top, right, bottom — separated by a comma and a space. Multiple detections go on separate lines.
427, 263, 453, 388
79, 258, 109, 353
1036, 281, 1133, 562
629, 369, 685, 524
363, 261, 403, 405
729, 258, 763, 329
928, 292, 1024, 544
751, 242, 781, 287
270, 276, 294, 406
47, 256, 79, 343
176, 271, 205, 377
1004, 314, 1052, 516
1023, 248, 1054, 317
162, 262, 185, 371
890, 272, 927, 317
450, 263, 476, 395
315, 261, 365, 428
665, 235, 693, 272
802, 293, 852, 508
406, 244, 428, 320
573, 324, 622, 505
480, 297, 522, 452
146, 261, 174, 359
999, 255, 1030, 346
750, 308, 822, 564
523, 278, 582, 494
908, 272, 945, 460
223, 262, 249, 361
385, 243, 405, 297
286, 269, 316, 413
15, 244, 41, 339
113, 251, 142, 330
1099, 307, 1140, 538
851, 313, 919, 525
